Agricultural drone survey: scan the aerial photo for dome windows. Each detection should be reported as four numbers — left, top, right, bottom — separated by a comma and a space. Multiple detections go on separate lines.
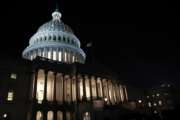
63, 36, 66, 43
53, 35, 56, 41
49, 36, 52, 40
67, 37, 70, 44
58, 36, 61, 41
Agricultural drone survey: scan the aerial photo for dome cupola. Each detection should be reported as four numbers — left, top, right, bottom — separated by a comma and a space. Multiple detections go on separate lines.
22, 10, 86, 64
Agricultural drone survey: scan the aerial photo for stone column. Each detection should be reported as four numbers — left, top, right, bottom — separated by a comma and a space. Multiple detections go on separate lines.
62, 49, 65, 62
70, 76, 72, 103
63, 75, 65, 103
45, 48, 48, 58
51, 48, 53, 60
101, 79, 104, 98
43, 70, 48, 103
89, 76, 93, 101
33, 69, 38, 101
124, 86, 128, 101
54, 72, 57, 103
82, 75, 86, 101
95, 77, 99, 99
75, 76, 79, 101
56, 48, 59, 61
106, 79, 110, 104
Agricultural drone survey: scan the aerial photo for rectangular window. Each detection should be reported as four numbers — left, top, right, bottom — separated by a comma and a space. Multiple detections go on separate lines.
7, 91, 14, 101
64, 52, 67, 62
53, 50, 56, 60
10, 73, 17, 79
72, 56, 75, 63
48, 50, 51, 59
58, 51, 62, 61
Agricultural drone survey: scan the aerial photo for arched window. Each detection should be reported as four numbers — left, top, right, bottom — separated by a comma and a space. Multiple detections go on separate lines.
53, 35, 56, 41
91, 76, 97, 99
56, 73, 63, 104
47, 111, 53, 120
58, 36, 61, 41
63, 36, 66, 42
85, 76, 90, 100
67, 38, 70, 43
57, 111, 63, 120
36, 111, 43, 120
49, 36, 51, 40
36, 69, 45, 103
47, 71, 54, 101
71, 40, 74, 45
44, 36, 47, 41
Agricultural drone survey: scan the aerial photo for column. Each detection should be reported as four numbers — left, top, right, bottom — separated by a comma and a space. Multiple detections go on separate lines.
51, 48, 53, 60
82, 75, 86, 101
54, 72, 57, 103
70, 75, 72, 103
89, 76, 92, 101
124, 86, 128, 101
63, 75, 65, 103
95, 77, 99, 99
106, 79, 110, 104
43, 70, 48, 103
101, 79, 104, 98
33, 69, 38, 101
62, 49, 65, 62
75, 75, 79, 101
56, 48, 59, 61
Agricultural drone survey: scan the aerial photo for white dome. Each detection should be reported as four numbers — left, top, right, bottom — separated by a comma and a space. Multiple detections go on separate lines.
22, 10, 86, 64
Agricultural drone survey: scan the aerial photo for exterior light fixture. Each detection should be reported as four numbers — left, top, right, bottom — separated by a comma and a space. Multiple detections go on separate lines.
154, 110, 158, 114
104, 97, 108, 102
138, 100, 142, 103
3, 114, 7, 118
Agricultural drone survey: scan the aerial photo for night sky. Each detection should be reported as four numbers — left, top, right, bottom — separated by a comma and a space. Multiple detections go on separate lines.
0, 0, 179, 87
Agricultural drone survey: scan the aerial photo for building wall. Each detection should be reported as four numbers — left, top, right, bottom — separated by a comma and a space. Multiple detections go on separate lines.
0, 59, 32, 120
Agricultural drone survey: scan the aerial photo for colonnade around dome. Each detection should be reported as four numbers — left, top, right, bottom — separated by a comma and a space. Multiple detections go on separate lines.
25, 47, 84, 63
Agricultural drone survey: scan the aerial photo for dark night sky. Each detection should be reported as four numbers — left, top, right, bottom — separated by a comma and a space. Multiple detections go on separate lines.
0, 0, 179, 87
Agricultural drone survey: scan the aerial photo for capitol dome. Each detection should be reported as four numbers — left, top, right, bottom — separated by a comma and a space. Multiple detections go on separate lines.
22, 10, 86, 64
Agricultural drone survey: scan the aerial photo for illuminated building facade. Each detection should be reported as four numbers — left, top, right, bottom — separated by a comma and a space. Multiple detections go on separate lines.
0, 9, 129, 120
